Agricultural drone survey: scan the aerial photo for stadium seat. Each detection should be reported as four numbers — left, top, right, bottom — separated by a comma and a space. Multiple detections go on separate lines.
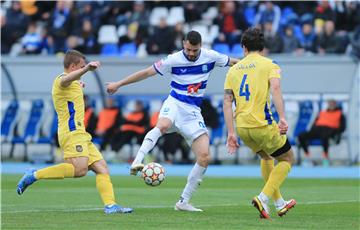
213, 43, 230, 55
119, 43, 137, 57
231, 44, 244, 57
117, 25, 127, 37
101, 44, 119, 56
167, 7, 185, 26
11, 99, 44, 161
191, 24, 211, 44
244, 7, 256, 26
1, 100, 19, 142
98, 25, 118, 44
150, 7, 168, 26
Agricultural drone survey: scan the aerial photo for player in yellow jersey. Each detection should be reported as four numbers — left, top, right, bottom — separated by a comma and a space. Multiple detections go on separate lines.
16, 50, 133, 214
223, 28, 296, 219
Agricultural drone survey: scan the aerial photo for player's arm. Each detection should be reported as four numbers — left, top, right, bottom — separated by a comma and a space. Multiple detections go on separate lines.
228, 57, 240, 66
223, 88, 240, 154
270, 78, 288, 134
106, 66, 157, 95
60, 61, 100, 88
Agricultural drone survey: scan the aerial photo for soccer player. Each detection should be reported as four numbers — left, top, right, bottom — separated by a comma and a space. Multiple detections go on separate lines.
107, 31, 239, 211
16, 50, 133, 214
223, 28, 296, 219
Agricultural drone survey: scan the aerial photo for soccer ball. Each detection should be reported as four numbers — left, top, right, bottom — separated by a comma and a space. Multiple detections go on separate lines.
141, 162, 165, 186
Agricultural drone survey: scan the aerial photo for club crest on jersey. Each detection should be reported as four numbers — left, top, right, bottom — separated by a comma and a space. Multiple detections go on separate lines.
202, 65, 208, 72
163, 107, 170, 114
76, 145, 83, 152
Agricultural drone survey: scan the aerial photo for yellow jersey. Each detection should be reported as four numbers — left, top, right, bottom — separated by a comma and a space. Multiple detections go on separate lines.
224, 53, 281, 128
52, 73, 87, 136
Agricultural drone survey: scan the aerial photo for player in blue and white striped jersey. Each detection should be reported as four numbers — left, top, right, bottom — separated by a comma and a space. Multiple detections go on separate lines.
106, 31, 239, 212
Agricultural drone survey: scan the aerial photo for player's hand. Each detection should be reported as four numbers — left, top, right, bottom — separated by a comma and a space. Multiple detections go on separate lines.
106, 82, 119, 95
86, 61, 100, 71
278, 118, 288, 135
226, 133, 240, 155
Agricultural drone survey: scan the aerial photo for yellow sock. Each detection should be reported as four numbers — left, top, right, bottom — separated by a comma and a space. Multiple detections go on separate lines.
35, 163, 75, 179
96, 174, 116, 206
261, 159, 282, 200
262, 161, 291, 198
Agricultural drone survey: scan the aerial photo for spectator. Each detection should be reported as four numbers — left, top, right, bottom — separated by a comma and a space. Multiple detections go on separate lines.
76, 19, 99, 54
282, 25, 300, 53
298, 99, 346, 166
316, 20, 343, 54
146, 17, 174, 55
298, 22, 316, 53
213, 1, 248, 46
111, 100, 149, 153
21, 22, 44, 54
182, 1, 204, 23
95, 98, 123, 151
335, 1, 360, 32
254, 1, 281, 34
3, 1, 30, 53
349, 25, 360, 59
314, 0, 335, 22
263, 21, 283, 54
118, 22, 138, 46
47, 0, 75, 53
129, 1, 150, 44
172, 22, 185, 52
1, 13, 12, 54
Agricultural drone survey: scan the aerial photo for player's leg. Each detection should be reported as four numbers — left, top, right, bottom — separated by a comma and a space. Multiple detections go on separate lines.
130, 99, 177, 174
259, 144, 295, 217
257, 151, 284, 205
17, 156, 88, 195
89, 157, 133, 214
175, 133, 209, 212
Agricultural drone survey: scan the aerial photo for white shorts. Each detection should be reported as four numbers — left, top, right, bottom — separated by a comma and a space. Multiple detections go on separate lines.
159, 96, 208, 144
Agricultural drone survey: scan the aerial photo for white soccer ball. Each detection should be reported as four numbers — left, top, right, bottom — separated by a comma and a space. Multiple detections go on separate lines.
141, 162, 165, 186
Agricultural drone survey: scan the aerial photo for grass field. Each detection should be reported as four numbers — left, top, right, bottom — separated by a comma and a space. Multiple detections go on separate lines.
1, 174, 359, 229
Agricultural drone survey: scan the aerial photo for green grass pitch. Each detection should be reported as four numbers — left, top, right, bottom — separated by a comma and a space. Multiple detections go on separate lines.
2, 174, 359, 229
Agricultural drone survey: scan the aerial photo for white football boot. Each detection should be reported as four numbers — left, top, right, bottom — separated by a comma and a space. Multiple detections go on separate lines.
174, 200, 203, 212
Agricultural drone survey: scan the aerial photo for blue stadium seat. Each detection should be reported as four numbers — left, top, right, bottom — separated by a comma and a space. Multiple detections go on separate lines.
231, 44, 244, 57
1, 100, 19, 142
244, 7, 256, 26
11, 99, 44, 161
37, 112, 57, 145
101, 44, 119, 56
119, 43, 137, 57
213, 43, 230, 55
292, 100, 314, 144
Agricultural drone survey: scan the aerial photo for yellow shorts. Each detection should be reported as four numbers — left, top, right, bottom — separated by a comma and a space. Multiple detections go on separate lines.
237, 122, 287, 155
58, 131, 103, 166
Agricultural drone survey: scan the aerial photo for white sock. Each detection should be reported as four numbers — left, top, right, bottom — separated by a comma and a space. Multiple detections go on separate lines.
132, 127, 162, 165
259, 192, 270, 204
180, 163, 207, 203
274, 198, 286, 210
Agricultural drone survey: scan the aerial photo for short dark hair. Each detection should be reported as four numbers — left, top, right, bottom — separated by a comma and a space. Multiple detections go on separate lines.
184, 30, 202, 45
63, 50, 85, 68
241, 28, 265, 52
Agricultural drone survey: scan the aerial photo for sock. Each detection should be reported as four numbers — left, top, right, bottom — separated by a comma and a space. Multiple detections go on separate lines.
262, 161, 291, 198
180, 163, 207, 203
274, 198, 286, 210
323, 152, 329, 159
96, 174, 116, 206
133, 127, 162, 165
261, 159, 282, 201
35, 163, 75, 179
259, 192, 270, 203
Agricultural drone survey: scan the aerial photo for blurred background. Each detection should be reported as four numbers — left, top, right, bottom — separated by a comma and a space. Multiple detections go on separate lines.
1, 0, 359, 168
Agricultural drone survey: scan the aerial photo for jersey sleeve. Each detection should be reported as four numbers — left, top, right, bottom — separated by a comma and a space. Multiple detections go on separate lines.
153, 55, 173, 76
268, 62, 282, 79
210, 50, 230, 67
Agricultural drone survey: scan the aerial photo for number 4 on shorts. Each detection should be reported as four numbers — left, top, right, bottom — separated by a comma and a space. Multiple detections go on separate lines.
239, 74, 250, 101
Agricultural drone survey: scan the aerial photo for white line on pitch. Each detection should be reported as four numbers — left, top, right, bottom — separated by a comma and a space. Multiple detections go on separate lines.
1, 200, 358, 214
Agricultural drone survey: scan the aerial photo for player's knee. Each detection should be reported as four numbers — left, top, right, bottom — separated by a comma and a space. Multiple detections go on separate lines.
197, 152, 210, 167
74, 166, 88, 177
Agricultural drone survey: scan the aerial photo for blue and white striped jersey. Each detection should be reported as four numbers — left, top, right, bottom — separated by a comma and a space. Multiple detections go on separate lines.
153, 48, 229, 107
